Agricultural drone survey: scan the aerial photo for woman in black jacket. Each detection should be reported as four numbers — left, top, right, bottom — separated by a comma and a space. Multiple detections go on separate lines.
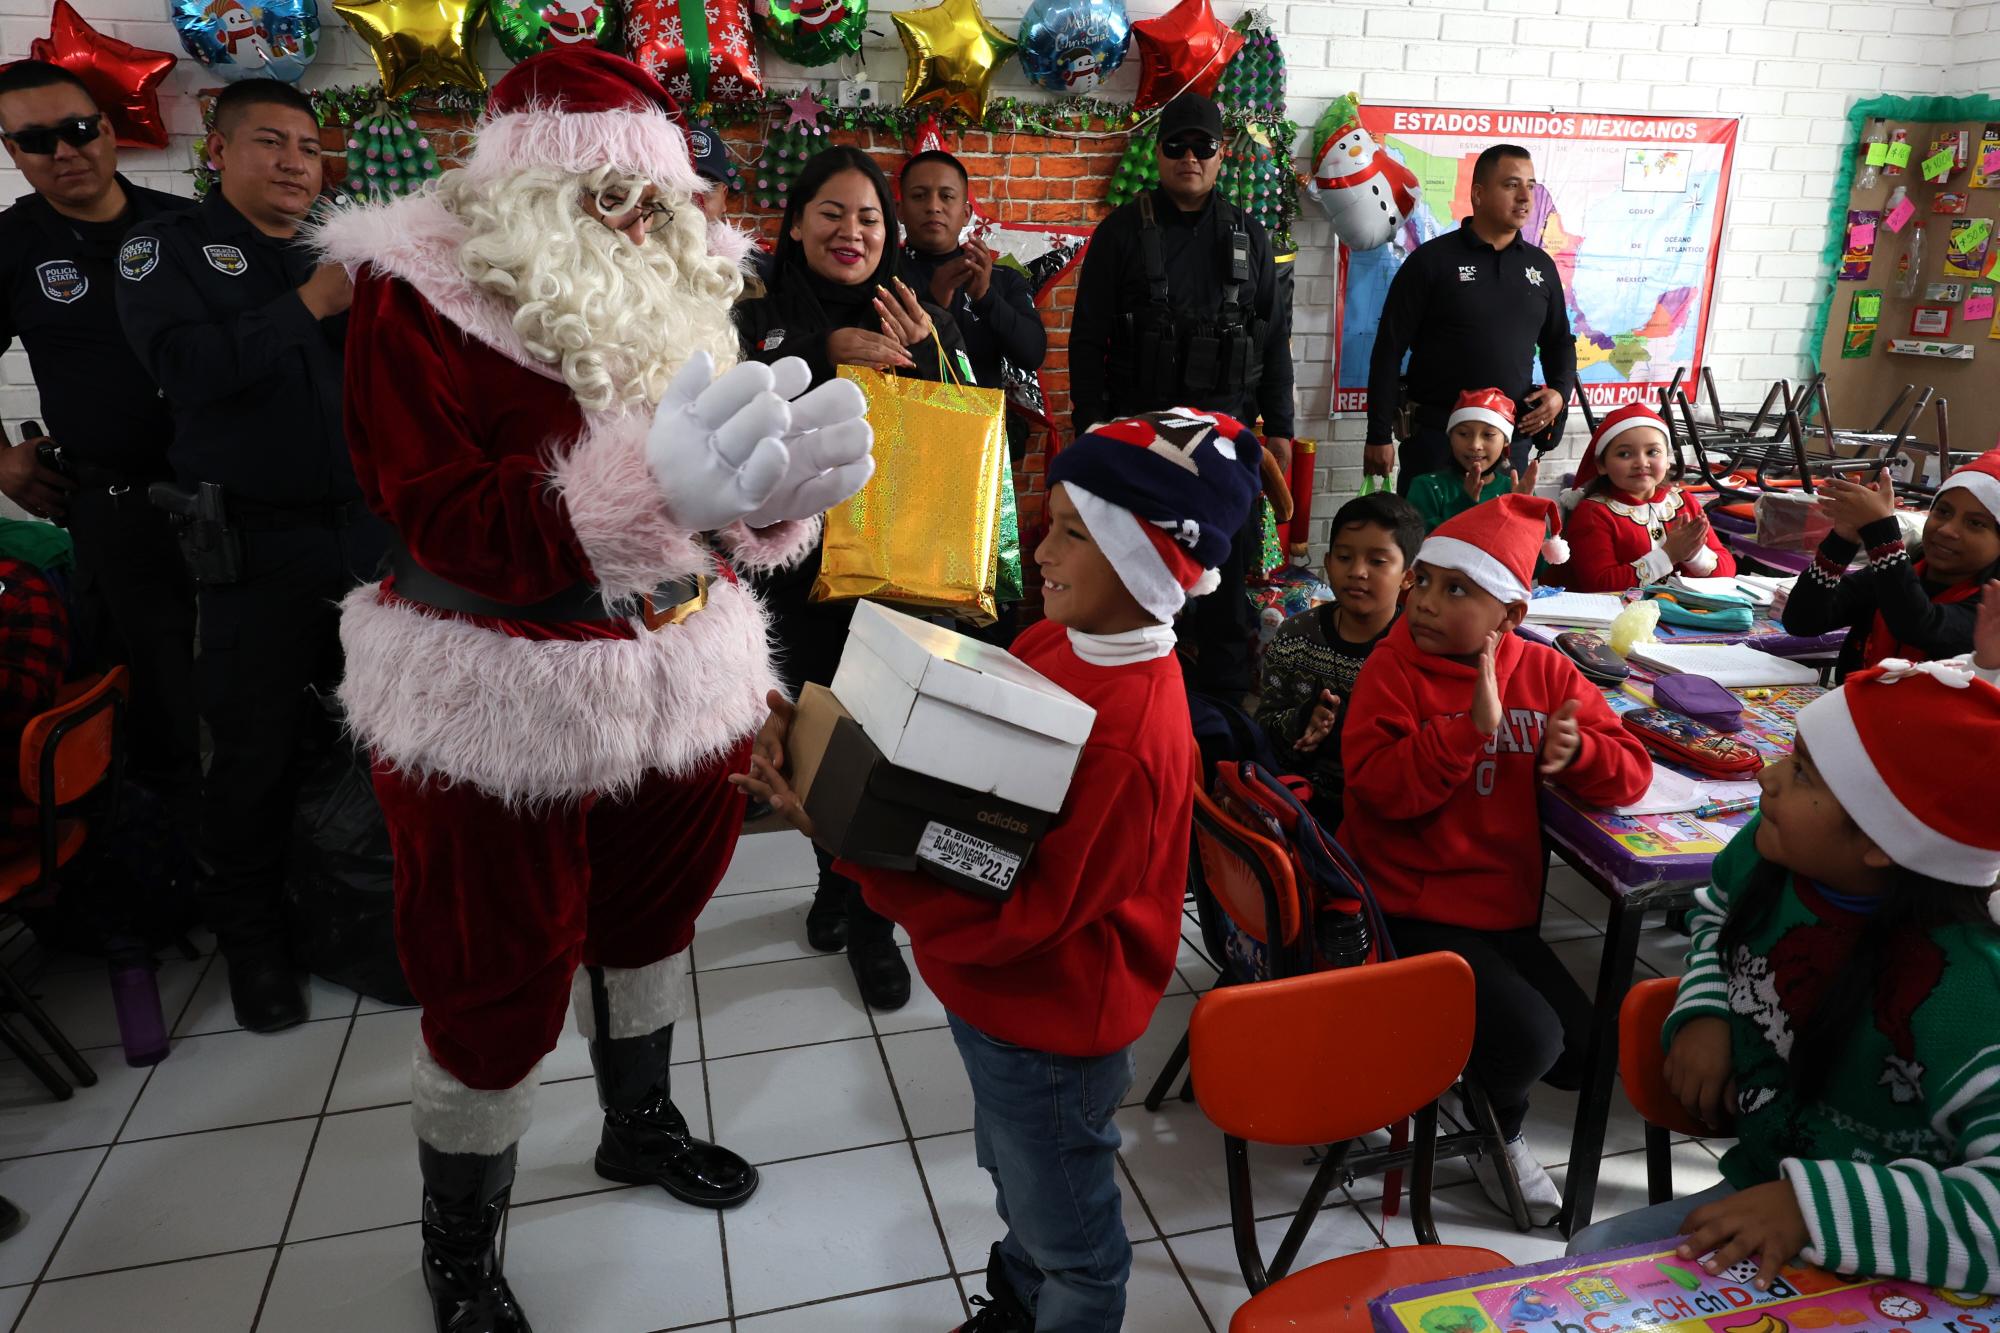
736, 146, 966, 1012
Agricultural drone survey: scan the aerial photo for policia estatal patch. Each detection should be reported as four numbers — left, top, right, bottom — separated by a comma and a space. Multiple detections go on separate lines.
203, 244, 248, 277
118, 236, 159, 281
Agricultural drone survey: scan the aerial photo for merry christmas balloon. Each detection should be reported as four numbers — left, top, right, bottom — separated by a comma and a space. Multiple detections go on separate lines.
332, 0, 485, 95
169, 0, 320, 85
1307, 94, 1420, 252
1129, 0, 1240, 110
488, 0, 620, 64
626, 0, 762, 102
31, 2, 176, 149
753, 0, 867, 68
893, 0, 1018, 120
1017, 0, 1128, 94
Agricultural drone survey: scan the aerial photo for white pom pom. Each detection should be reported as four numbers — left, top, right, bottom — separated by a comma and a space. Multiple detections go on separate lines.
1188, 567, 1221, 599
1989, 890, 2000, 927
1543, 536, 1571, 565
1558, 487, 1587, 512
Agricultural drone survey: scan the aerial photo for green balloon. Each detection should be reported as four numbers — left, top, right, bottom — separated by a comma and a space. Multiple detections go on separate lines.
755, 0, 867, 68
490, 0, 623, 65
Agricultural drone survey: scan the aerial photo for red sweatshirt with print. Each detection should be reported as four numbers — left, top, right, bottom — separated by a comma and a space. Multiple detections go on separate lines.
1341, 620, 1652, 931
846, 619, 1196, 1057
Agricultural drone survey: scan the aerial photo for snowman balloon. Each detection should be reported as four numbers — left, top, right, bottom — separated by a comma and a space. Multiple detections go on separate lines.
1307, 94, 1420, 252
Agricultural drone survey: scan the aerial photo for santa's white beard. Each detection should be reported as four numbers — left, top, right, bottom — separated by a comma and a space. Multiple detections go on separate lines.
439, 165, 744, 413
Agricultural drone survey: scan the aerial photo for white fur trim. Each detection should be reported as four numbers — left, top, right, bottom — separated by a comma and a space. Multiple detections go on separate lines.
1938, 469, 2000, 527
1447, 406, 1514, 435
337, 580, 778, 806
706, 219, 759, 269
571, 952, 694, 1041
1797, 687, 2000, 887
1558, 486, 1587, 512
714, 516, 820, 575
1591, 413, 1661, 458
1417, 534, 1529, 605
462, 107, 703, 198
1059, 482, 1184, 625
548, 411, 721, 603
411, 1046, 540, 1155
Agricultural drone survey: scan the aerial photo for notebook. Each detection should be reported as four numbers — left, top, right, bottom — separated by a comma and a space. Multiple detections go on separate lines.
1625, 642, 1819, 687
1667, 575, 1774, 607
1522, 592, 1623, 627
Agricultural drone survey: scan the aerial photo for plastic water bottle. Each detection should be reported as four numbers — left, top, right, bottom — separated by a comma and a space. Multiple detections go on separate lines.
1856, 118, 1887, 191
106, 942, 169, 1066
1896, 221, 1926, 299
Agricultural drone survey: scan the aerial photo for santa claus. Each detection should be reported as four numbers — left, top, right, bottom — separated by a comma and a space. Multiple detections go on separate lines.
315, 48, 871, 1332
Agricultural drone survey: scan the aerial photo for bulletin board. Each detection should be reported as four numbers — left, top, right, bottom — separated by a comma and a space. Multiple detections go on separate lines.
1811, 94, 2000, 452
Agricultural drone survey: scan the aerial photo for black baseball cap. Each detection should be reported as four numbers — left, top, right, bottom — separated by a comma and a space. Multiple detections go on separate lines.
684, 118, 731, 187
1156, 93, 1223, 146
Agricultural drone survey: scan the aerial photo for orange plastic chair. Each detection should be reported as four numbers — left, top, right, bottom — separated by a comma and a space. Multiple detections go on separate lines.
1190, 955, 1512, 1333
1619, 977, 1719, 1206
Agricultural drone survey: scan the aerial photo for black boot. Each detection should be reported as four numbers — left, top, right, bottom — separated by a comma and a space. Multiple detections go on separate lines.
955, 1244, 1033, 1331
226, 947, 307, 1034
805, 877, 849, 953
845, 888, 910, 1011
418, 1143, 532, 1333
589, 1021, 759, 1208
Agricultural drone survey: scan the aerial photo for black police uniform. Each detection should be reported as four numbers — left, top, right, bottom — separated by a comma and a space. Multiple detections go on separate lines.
1366, 217, 1577, 493
1068, 186, 1295, 698
115, 189, 388, 962
898, 243, 1046, 460
0, 175, 200, 802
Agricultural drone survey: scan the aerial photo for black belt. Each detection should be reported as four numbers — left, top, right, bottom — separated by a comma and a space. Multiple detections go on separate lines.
388, 539, 709, 627
230, 497, 367, 532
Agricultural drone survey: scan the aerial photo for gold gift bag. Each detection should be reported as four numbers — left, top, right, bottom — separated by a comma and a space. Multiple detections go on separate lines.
811, 344, 1009, 625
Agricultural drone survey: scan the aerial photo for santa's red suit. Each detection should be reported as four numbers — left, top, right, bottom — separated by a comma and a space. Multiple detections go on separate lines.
315, 49, 871, 1333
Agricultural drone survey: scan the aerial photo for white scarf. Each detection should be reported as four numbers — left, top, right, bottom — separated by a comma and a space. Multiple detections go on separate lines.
1067, 623, 1178, 667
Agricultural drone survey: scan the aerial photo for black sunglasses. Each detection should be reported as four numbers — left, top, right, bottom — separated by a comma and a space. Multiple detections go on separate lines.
2, 114, 103, 156
1160, 135, 1220, 161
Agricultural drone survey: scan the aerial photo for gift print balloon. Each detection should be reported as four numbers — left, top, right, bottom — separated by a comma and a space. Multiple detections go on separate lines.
489, 0, 621, 64
169, 0, 320, 85
753, 0, 867, 68
1017, 0, 1128, 94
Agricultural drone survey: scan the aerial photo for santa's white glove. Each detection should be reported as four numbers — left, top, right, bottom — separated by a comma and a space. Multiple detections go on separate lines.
741, 357, 876, 528
646, 351, 793, 531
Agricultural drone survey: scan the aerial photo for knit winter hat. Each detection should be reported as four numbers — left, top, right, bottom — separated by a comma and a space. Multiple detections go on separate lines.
1048, 409, 1262, 625
1416, 492, 1569, 605
1561, 403, 1672, 508
1936, 446, 2000, 525
464, 46, 702, 197
1447, 387, 1516, 437
1795, 658, 2000, 889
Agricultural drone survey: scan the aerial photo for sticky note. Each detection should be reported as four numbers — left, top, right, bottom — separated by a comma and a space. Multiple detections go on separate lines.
1849, 222, 1876, 247
1866, 142, 1889, 166
1954, 219, 1992, 253
1885, 197, 1916, 232
1887, 141, 1913, 168
1988, 250, 2000, 281
1967, 293, 1996, 321
1923, 147, 1957, 181
1985, 148, 2000, 174
1855, 292, 1883, 321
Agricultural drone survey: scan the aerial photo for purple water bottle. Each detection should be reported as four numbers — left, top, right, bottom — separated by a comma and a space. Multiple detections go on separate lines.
105, 942, 169, 1066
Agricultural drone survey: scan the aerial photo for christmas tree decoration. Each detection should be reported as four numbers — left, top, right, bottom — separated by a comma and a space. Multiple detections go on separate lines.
342, 100, 443, 203
1219, 123, 1289, 237
1130, 0, 1241, 110
910, 114, 950, 155
753, 0, 868, 68
1306, 93, 1419, 252
1105, 121, 1159, 207
487, 0, 619, 63
754, 124, 817, 209
1017, 0, 1130, 94
626, 0, 763, 103
170, 0, 321, 85
31, 2, 176, 149
893, 0, 1019, 121
332, 0, 486, 96
1214, 8, 1283, 118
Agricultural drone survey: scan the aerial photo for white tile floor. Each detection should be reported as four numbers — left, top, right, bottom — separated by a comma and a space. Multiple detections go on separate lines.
0, 832, 1727, 1332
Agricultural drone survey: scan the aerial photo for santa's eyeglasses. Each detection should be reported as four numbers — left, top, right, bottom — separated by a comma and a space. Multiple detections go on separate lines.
589, 184, 676, 232
2, 114, 104, 156
1160, 135, 1220, 161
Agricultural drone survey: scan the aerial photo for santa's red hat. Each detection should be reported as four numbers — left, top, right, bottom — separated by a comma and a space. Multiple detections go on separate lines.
1936, 446, 2000, 526
1416, 492, 1569, 605
462, 46, 703, 197
1796, 659, 2000, 889
1561, 403, 1671, 508
1447, 387, 1516, 437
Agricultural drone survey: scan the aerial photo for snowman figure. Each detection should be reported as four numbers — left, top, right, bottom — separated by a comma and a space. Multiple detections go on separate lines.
1307, 94, 1420, 252
207, 0, 270, 64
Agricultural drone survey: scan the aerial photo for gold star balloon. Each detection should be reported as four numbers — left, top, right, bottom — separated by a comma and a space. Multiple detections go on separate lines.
332, 0, 486, 97
893, 0, 1018, 121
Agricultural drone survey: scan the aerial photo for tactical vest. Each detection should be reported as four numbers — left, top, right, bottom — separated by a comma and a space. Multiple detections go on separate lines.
1109, 192, 1267, 410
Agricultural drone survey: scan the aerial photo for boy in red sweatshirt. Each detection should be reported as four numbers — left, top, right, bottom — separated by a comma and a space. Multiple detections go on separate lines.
1342, 493, 1652, 1224
737, 410, 1258, 1332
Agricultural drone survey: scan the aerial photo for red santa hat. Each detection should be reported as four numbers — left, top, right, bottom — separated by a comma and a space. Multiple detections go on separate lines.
1415, 492, 1569, 605
461, 46, 703, 198
1561, 403, 1671, 508
1795, 658, 2000, 890
1447, 387, 1516, 437
1936, 446, 2000, 526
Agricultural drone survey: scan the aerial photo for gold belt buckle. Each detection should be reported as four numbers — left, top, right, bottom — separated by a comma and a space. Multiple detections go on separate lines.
639, 574, 710, 631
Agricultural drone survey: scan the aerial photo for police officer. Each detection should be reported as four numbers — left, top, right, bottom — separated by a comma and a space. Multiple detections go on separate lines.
1364, 144, 1576, 496
116, 80, 388, 1033
0, 60, 199, 810
1068, 91, 1294, 698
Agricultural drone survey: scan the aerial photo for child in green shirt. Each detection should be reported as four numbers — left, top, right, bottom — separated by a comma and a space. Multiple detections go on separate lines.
1408, 387, 1536, 531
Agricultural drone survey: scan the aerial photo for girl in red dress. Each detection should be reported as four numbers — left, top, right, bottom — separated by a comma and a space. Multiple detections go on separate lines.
1558, 403, 1735, 592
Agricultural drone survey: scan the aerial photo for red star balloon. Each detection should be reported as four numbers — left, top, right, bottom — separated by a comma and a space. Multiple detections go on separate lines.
1130, 0, 1242, 111
30, 1, 177, 150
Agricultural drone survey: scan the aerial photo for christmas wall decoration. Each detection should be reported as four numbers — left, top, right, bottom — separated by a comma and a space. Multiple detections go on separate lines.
32, 2, 176, 149
753, 0, 867, 68
894, 0, 1020, 120
1016, 0, 1130, 95
1219, 125, 1286, 237
169, 0, 321, 86
1306, 92, 1419, 252
1105, 123, 1159, 206
332, 0, 486, 96
1214, 9, 1282, 118
488, 0, 619, 64
342, 101, 443, 201
625, 0, 764, 102
1129, 0, 1241, 110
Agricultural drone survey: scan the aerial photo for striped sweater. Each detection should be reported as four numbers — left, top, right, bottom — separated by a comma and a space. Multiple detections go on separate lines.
1664, 816, 2000, 1293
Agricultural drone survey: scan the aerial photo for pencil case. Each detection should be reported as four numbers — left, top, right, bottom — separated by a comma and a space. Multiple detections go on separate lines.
1651, 674, 1742, 732
1644, 590, 1754, 633
1621, 707, 1764, 778
1554, 631, 1629, 686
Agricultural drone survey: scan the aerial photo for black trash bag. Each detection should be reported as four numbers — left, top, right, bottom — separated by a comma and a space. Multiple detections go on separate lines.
285, 727, 415, 1007
14, 777, 202, 960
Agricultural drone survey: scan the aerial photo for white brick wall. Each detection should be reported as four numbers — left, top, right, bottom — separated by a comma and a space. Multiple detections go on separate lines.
0, 0, 1988, 540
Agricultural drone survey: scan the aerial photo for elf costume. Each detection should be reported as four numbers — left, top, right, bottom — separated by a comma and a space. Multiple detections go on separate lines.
1555, 404, 1735, 592
1665, 659, 2000, 1292
1407, 388, 1518, 532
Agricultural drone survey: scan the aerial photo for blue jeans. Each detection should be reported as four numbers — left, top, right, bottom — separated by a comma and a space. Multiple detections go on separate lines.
948, 1013, 1136, 1333
1566, 1180, 1738, 1256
